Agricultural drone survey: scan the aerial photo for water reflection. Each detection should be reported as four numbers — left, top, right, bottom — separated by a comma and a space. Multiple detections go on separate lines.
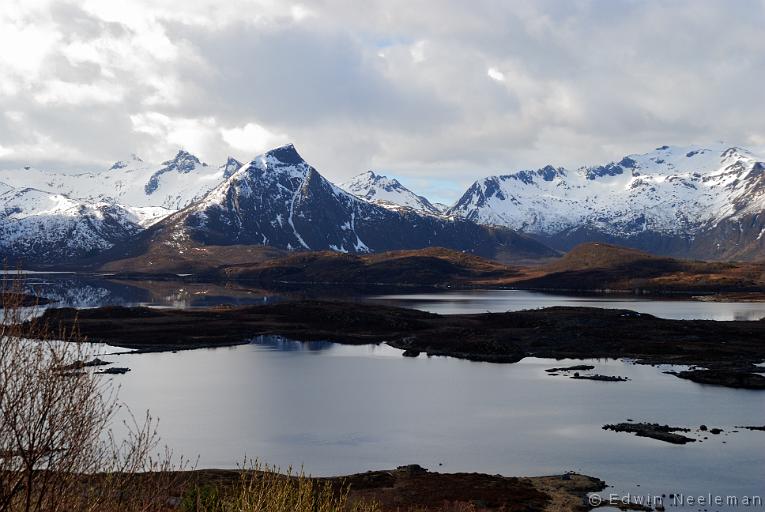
250, 335, 336, 352
5, 274, 765, 321
107, 339, 765, 512
368, 289, 765, 320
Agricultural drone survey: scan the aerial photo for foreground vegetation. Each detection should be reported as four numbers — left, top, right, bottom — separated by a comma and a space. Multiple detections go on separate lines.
174, 462, 385, 512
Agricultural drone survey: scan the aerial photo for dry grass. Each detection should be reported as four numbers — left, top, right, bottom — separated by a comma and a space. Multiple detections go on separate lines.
179, 460, 380, 512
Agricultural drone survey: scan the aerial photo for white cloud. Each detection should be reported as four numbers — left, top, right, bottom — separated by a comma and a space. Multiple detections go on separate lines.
1, 0, 765, 202
221, 123, 289, 155
291, 5, 314, 22
487, 67, 505, 82
34, 80, 125, 105
130, 112, 222, 160
0, 19, 59, 75
410, 40, 426, 63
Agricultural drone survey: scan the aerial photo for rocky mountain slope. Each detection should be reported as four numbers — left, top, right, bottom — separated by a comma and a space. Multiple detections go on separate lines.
447, 144, 765, 260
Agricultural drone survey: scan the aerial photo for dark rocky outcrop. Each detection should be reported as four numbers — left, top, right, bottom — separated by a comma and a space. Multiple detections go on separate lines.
603, 423, 696, 444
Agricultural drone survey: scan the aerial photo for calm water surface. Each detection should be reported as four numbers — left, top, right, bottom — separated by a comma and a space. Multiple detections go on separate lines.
368, 289, 765, 320
12, 274, 765, 508
102, 339, 765, 511
12, 273, 765, 320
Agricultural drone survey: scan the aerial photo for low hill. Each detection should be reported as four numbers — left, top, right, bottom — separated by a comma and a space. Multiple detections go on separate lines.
514, 242, 765, 293
543, 243, 672, 272
221, 247, 523, 286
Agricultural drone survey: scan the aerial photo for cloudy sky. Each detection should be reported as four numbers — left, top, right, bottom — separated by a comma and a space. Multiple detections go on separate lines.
1, 0, 764, 202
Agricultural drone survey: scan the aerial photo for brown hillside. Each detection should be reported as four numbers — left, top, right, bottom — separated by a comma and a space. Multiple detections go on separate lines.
221, 247, 523, 286
514, 242, 765, 293
544, 243, 668, 272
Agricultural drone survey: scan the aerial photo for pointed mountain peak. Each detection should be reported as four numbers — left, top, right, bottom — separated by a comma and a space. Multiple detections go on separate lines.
348, 170, 403, 188
340, 171, 440, 214
221, 156, 243, 178
721, 146, 752, 160
145, 150, 208, 195
263, 143, 304, 165
162, 149, 207, 170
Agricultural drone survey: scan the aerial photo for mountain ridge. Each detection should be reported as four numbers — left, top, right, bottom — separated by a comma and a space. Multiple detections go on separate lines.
3, 141, 765, 266
93, 144, 557, 271
447, 143, 765, 260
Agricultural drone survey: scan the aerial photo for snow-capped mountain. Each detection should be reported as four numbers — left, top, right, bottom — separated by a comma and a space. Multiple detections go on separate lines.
448, 144, 765, 260
7, 139, 763, 266
0, 150, 237, 225
0, 183, 142, 262
0, 150, 246, 264
220, 157, 244, 179
121, 144, 555, 262
340, 171, 443, 215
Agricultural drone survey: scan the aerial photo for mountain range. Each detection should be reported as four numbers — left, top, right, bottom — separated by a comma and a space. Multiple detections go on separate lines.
0, 145, 554, 266
345, 143, 765, 261
0, 142, 763, 267
446, 143, 765, 260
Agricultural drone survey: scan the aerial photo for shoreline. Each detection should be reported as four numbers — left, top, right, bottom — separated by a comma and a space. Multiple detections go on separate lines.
130, 466, 607, 512
26, 301, 765, 389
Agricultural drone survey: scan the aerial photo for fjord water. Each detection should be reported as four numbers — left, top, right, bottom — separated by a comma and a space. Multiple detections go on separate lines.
368, 289, 765, 320
108, 340, 765, 510
16, 274, 765, 508
16, 273, 765, 320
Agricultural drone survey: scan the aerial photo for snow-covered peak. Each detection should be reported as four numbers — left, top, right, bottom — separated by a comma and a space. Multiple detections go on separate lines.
231, 144, 315, 183
0, 183, 142, 262
109, 153, 143, 171
160, 150, 207, 172
449, 143, 765, 239
261, 143, 304, 166
145, 151, 209, 195
592, 143, 757, 178
220, 157, 243, 178
340, 170, 442, 215
0, 152, 228, 220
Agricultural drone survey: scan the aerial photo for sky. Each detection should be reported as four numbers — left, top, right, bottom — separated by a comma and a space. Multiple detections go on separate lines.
1, 0, 765, 203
